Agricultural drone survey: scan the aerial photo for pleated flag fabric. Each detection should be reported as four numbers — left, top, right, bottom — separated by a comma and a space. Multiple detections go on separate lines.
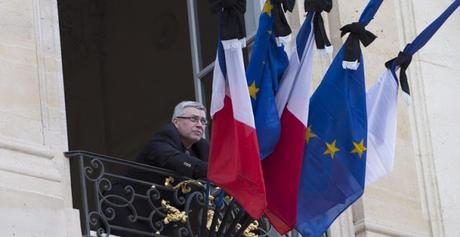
262, 12, 315, 234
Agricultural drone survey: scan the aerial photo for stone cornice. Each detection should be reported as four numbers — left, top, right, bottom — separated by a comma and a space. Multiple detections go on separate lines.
355, 219, 431, 237
0, 136, 54, 159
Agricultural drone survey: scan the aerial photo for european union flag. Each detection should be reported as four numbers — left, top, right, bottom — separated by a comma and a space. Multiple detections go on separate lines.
246, 0, 289, 159
296, 1, 383, 236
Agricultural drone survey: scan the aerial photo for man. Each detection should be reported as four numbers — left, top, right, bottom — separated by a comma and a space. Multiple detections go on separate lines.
136, 101, 208, 179
109, 101, 208, 237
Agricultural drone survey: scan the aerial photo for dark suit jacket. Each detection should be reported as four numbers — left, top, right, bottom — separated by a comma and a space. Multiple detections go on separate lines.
136, 123, 208, 179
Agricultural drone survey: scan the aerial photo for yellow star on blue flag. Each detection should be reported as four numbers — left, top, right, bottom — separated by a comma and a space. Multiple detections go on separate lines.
305, 126, 317, 143
262, 0, 273, 16
249, 81, 260, 100
323, 139, 340, 159
351, 139, 367, 158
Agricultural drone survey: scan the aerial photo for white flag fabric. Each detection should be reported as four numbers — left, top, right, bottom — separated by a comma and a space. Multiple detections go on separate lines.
365, 69, 399, 185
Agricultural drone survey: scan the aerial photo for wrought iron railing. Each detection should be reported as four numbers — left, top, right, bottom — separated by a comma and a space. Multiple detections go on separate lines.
65, 151, 273, 237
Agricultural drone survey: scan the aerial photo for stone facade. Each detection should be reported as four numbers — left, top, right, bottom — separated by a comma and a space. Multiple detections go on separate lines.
0, 0, 458, 236
0, 0, 80, 236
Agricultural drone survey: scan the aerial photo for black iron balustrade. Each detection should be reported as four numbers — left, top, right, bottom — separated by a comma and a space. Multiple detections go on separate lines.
65, 151, 273, 237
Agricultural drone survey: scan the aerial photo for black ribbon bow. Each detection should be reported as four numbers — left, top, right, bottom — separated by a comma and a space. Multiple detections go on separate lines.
305, 0, 333, 50
271, 0, 296, 38
340, 22, 377, 63
385, 51, 413, 95
209, 0, 246, 40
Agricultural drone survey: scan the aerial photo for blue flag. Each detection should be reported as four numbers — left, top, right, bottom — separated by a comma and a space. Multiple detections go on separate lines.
246, 0, 289, 159
296, 1, 383, 236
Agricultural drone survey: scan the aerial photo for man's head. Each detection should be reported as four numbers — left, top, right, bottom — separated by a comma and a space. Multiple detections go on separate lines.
172, 101, 207, 148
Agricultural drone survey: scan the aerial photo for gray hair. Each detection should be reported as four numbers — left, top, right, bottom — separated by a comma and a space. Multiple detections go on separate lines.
172, 101, 206, 120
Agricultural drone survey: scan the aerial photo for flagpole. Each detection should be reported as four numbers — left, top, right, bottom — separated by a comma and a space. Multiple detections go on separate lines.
195, 32, 257, 81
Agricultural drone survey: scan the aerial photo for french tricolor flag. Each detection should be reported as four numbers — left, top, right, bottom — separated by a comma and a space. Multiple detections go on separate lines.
208, 38, 267, 219
262, 12, 316, 234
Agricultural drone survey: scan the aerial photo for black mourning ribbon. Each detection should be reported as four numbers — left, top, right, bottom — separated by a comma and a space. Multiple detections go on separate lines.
385, 51, 413, 95
305, 0, 333, 50
209, 0, 246, 40
272, 0, 296, 37
340, 22, 377, 63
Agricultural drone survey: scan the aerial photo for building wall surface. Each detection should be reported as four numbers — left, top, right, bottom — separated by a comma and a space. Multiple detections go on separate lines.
0, 0, 458, 236
0, 0, 80, 236
412, 1, 460, 236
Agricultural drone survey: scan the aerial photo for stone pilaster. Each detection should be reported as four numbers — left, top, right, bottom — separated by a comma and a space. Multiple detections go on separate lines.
0, 0, 81, 236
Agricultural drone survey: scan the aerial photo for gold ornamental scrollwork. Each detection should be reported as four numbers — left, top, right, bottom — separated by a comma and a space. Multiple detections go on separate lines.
244, 220, 259, 237
161, 200, 188, 224
236, 221, 259, 237
206, 209, 222, 232
163, 176, 205, 194
164, 176, 175, 188
163, 176, 205, 193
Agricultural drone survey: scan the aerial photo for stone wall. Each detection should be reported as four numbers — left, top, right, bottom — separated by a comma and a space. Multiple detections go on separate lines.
411, 0, 460, 235
0, 0, 80, 236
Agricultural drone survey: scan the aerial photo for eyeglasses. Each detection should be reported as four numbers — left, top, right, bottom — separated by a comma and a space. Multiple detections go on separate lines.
177, 116, 208, 125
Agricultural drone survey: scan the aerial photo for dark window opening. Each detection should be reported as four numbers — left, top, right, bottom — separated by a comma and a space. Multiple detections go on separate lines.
58, 0, 220, 160
57, 0, 218, 233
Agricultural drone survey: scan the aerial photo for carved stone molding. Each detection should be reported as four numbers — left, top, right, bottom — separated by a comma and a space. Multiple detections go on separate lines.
395, 0, 445, 236
355, 219, 431, 237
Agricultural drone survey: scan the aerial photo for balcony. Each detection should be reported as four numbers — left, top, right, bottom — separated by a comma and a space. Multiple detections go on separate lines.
65, 151, 274, 237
